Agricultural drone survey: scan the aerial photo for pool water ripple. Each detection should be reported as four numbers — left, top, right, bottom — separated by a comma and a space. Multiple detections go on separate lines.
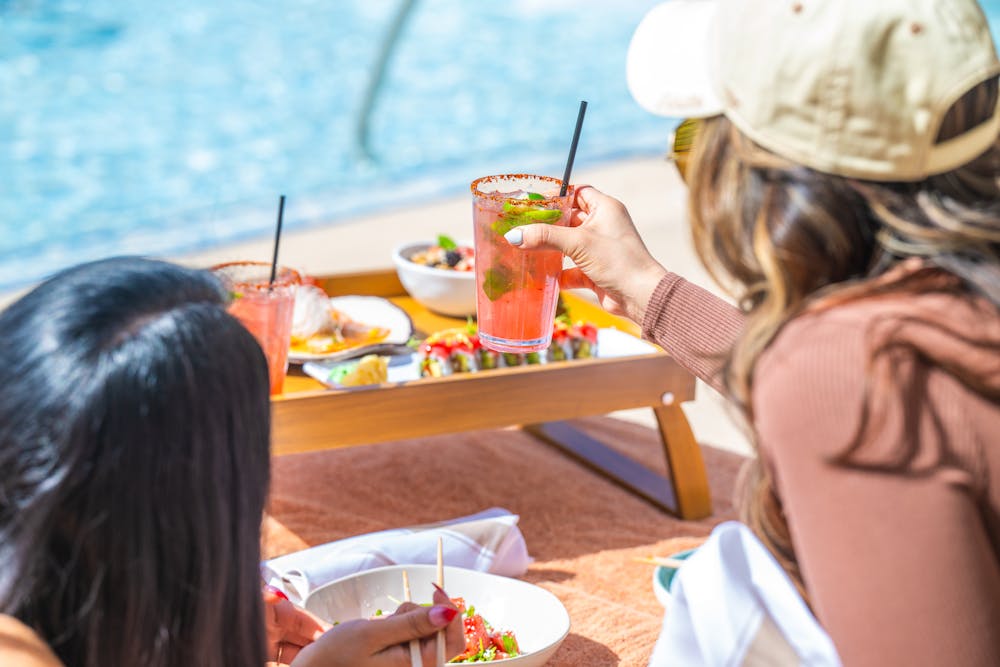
3, 0, 1000, 291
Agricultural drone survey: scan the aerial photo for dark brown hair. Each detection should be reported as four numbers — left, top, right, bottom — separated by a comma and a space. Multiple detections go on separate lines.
685, 78, 1000, 593
0, 257, 272, 667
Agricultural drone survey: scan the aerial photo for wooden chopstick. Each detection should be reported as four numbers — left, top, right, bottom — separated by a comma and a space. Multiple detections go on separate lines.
632, 555, 690, 569
402, 570, 423, 667
436, 537, 446, 667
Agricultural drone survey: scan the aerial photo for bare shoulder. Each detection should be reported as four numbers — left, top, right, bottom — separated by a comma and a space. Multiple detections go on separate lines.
0, 615, 63, 667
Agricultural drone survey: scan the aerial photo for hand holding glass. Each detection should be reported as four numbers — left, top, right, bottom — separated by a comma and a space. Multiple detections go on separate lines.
471, 174, 573, 353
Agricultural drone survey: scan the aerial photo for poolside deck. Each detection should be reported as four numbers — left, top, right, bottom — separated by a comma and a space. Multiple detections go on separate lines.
262, 415, 746, 666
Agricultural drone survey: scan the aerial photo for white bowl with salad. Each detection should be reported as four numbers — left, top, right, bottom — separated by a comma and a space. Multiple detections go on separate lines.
393, 235, 477, 317
303, 564, 570, 665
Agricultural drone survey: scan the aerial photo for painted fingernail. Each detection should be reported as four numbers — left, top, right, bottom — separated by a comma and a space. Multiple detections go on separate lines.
431, 582, 448, 597
504, 228, 523, 246
429, 605, 459, 626
264, 584, 289, 601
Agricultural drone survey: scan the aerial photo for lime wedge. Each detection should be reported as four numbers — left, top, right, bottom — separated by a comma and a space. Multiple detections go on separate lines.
527, 192, 545, 201
492, 202, 563, 235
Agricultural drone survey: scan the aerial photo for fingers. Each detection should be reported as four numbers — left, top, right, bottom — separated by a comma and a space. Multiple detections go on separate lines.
363, 603, 459, 651
572, 184, 599, 212
391, 601, 420, 615
266, 593, 330, 647
274, 640, 303, 665
559, 267, 597, 292
568, 207, 588, 228
431, 584, 453, 606
363, 585, 463, 664
505, 222, 579, 256
429, 586, 465, 660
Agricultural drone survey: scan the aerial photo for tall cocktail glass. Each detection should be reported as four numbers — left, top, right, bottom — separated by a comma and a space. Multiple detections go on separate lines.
471, 174, 573, 353
211, 261, 300, 395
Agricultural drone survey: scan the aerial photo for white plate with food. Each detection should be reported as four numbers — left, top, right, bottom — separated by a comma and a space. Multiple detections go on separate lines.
289, 287, 415, 364
303, 353, 419, 390
302, 564, 570, 665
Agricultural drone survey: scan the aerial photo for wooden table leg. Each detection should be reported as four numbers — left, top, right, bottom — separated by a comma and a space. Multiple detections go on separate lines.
652, 403, 712, 520
523, 404, 712, 519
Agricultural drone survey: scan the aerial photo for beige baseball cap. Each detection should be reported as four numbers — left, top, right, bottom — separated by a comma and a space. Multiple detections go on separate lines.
627, 0, 1000, 181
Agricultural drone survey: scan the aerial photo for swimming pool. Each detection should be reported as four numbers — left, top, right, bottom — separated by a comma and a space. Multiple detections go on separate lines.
0, 0, 673, 290
4, 1, 1000, 291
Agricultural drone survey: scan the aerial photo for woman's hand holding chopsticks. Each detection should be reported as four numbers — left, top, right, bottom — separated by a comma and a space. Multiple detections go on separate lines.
288, 585, 463, 667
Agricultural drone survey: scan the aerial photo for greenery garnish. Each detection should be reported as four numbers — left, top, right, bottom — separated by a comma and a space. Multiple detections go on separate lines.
491, 201, 563, 236
482, 266, 513, 301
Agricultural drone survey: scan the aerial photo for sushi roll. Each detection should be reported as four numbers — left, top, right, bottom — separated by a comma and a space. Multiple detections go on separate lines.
419, 338, 453, 377
475, 341, 501, 370
450, 336, 477, 373
547, 317, 598, 361
548, 317, 573, 362
418, 326, 479, 377
570, 321, 599, 359
501, 352, 523, 368
417, 318, 599, 377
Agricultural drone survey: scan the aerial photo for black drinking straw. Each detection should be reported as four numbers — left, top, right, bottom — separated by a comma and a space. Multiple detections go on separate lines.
268, 194, 286, 289
560, 100, 588, 196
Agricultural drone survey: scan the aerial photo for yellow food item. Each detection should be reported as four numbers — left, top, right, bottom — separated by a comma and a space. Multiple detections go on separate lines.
336, 354, 388, 387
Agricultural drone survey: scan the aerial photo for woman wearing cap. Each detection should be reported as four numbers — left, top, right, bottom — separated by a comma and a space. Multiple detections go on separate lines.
509, 0, 1000, 664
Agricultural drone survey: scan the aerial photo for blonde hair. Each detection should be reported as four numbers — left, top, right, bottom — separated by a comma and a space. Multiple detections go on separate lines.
685, 77, 1000, 596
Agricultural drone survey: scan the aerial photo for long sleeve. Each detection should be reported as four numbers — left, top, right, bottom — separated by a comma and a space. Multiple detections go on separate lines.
640, 272, 744, 394
752, 304, 1000, 666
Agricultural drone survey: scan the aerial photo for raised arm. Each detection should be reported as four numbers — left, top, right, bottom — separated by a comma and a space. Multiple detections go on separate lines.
507, 185, 744, 392
640, 272, 743, 394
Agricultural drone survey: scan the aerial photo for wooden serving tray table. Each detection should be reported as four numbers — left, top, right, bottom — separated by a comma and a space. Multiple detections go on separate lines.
273, 269, 712, 520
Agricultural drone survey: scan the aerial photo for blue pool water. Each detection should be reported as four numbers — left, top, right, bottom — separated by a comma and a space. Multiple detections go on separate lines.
3, 1, 1000, 291
0, 0, 673, 290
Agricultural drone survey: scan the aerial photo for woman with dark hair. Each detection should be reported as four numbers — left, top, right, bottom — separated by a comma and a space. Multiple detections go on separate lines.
0, 257, 462, 666
508, 0, 1000, 664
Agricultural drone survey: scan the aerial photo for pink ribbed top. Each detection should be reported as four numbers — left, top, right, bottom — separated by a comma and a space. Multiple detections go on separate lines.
642, 272, 1000, 666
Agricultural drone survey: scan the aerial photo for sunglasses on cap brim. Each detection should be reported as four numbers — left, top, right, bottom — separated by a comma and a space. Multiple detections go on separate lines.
665, 118, 700, 182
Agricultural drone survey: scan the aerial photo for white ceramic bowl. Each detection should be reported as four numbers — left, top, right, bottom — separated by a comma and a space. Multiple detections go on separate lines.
392, 241, 477, 317
303, 564, 570, 666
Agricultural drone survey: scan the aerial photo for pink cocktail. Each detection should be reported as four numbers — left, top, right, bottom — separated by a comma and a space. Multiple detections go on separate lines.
471, 174, 573, 353
212, 262, 300, 395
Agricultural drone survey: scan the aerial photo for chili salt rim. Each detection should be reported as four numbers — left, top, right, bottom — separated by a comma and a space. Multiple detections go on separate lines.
470, 174, 574, 204
210, 261, 302, 290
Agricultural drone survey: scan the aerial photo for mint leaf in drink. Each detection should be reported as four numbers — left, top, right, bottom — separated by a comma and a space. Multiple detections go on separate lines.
527, 192, 545, 200
482, 266, 513, 301
492, 202, 563, 235
437, 234, 457, 250
491, 216, 515, 237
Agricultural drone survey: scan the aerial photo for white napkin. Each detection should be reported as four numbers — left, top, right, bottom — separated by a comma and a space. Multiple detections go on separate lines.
262, 507, 533, 605
649, 521, 841, 667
